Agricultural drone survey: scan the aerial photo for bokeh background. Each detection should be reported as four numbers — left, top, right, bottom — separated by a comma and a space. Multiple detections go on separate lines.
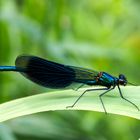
0, 0, 140, 140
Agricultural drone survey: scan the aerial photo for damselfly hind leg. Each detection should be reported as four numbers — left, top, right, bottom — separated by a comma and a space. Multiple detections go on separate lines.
72, 84, 85, 91
66, 88, 110, 113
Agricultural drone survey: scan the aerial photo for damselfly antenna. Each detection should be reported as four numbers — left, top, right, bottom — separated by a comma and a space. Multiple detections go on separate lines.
128, 82, 137, 86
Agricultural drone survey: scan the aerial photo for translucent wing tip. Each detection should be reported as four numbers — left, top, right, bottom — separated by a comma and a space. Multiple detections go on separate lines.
15, 55, 32, 68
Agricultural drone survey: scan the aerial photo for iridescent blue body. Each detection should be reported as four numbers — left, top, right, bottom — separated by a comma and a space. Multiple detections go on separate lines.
85, 72, 118, 88
0, 66, 24, 72
0, 55, 139, 113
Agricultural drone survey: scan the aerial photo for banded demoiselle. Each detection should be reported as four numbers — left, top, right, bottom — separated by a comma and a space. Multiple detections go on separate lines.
0, 55, 139, 113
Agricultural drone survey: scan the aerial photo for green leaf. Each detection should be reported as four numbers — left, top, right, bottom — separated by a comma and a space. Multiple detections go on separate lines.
0, 86, 140, 122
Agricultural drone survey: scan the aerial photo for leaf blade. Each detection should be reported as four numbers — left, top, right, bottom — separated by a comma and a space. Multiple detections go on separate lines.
0, 86, 140, 122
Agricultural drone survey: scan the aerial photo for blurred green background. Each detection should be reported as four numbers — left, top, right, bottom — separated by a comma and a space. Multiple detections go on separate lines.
0, 0, 140, 140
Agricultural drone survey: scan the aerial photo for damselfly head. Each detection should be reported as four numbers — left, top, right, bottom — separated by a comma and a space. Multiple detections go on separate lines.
118, 74, 127, 86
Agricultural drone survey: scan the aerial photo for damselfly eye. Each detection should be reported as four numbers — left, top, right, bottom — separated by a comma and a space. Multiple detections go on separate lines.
119, 74, 127, 86
119, 74, 126, 80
